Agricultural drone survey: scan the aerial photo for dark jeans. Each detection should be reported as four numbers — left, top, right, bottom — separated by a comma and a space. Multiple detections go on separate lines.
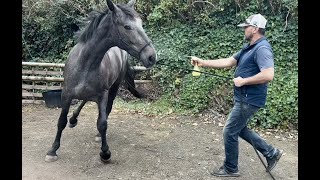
222, 101, 276, 173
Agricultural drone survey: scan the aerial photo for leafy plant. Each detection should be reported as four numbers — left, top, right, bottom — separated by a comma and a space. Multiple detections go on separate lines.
22, 0, 298, 129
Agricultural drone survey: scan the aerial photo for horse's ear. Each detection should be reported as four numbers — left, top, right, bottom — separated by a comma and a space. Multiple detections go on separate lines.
127, 0, 136, 9
106, 0, 119, 12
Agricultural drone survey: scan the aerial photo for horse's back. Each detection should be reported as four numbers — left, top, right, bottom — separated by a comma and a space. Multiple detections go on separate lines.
104, 47, 127, 66
65, 44, 126, 70
100, 47, 128, 75
98, 47, 128, 86
62, 44, 129, 100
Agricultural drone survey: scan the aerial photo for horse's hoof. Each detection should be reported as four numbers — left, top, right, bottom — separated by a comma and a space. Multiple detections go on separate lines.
100, 150, 111, 163
95, 136, 101, 142
69, 121, 77, 128
45, 155, 58, 162
100, 157, 111, 163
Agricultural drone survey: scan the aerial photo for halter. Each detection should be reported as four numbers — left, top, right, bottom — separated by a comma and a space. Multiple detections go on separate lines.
114, 20, 152, 60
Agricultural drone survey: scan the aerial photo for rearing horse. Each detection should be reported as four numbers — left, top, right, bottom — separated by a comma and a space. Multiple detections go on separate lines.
45, 0, 157, 163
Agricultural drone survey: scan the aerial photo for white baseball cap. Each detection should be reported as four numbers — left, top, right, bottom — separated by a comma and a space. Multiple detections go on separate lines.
237, 14, 267, 29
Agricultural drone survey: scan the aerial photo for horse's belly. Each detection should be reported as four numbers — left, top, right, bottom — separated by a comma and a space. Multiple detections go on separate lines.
72, 83, 103, 101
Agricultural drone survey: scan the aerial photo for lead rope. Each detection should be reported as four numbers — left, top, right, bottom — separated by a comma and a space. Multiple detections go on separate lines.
156, 59, 233, 80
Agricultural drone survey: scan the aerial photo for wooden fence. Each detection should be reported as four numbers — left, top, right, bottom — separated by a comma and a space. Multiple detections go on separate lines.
22, 62, 151, 104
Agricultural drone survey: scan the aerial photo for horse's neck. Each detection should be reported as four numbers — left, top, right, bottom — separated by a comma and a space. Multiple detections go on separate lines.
78, 25, 116, 71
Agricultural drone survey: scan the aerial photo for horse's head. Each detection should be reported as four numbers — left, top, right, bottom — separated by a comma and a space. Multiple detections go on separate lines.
107, 0, 156, 68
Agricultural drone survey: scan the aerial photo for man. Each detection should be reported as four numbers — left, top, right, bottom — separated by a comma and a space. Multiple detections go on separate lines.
190, 13, 283, 177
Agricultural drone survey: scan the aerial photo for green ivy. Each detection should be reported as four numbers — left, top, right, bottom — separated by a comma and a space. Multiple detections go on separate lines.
22, 0, 298, 130
148, 18, 297, 129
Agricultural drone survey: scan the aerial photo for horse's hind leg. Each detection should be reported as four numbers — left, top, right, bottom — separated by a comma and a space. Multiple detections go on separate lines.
69, 100, 87, 128
97, 91, 111, 162
45, 93, 72, 162
95, 84, 120, 142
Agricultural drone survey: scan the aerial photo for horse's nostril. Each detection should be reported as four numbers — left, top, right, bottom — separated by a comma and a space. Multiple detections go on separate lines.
148, 55, 155, 63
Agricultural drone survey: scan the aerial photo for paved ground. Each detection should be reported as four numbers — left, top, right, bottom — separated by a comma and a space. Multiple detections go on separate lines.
22, 102, 298, 180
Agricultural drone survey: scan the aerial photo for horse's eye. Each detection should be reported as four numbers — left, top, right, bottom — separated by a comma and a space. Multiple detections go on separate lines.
124, 25, 132, 30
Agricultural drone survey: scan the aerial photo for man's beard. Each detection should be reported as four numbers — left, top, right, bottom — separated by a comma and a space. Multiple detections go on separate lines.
245, 33, 253, 41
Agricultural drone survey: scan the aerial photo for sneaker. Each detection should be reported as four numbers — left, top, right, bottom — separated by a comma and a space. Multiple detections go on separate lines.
211, 166, 240, 177
266, 148, 283, 172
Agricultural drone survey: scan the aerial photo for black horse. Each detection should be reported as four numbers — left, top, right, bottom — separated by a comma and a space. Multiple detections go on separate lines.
68, 46, 144, 141
45, 0, 157, 162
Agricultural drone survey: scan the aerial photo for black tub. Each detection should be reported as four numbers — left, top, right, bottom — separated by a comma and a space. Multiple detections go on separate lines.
42, 89, 62, 108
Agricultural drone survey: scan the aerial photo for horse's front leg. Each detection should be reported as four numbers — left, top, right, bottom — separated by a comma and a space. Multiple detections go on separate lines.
69, 100, 87, 128
97, 90, 111, 162
45, 92, 72, 162
95, 84, 120, 142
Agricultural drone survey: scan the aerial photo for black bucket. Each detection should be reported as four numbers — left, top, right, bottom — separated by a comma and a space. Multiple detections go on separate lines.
42, 89, 62, 108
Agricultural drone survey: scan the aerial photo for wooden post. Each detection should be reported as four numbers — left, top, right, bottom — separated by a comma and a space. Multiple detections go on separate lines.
32, 66, 35, 102
45, 67, 48, 90
59, 67, 62, 88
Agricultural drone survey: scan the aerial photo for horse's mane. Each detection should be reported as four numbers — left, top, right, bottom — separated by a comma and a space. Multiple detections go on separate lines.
76, 4, 140, 43
76, 8, 109, 43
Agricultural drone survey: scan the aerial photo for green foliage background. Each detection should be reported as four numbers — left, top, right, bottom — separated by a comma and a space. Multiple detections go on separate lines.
22, 0, 298, 129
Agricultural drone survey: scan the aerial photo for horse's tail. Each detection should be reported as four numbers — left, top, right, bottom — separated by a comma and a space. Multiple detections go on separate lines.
124, 64, 145, 99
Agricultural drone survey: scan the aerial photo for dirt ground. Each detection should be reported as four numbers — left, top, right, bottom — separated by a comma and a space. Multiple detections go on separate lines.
22, 102, 298, 180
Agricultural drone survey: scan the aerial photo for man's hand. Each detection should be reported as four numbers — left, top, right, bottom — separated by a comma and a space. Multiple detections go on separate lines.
233, 76, 246, 87
190, 56, 204, 66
